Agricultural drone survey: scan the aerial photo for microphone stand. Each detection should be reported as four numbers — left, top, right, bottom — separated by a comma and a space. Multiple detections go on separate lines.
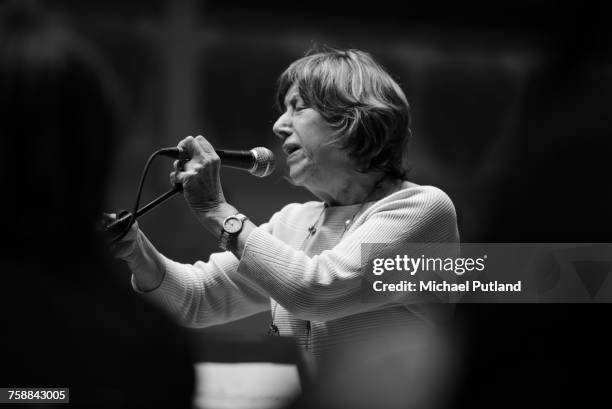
135, 185, 182, 218
102, 144, 274, 243
104, 185, 182, 243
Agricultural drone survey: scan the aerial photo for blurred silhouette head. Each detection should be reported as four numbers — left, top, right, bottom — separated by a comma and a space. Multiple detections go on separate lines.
0, 2, 123, 253
276, 48, 411, 180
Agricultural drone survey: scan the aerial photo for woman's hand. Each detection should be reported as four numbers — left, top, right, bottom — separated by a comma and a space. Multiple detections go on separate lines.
170, 135, 228, 219
102, 213, 140, 261
103, 213, 166, 291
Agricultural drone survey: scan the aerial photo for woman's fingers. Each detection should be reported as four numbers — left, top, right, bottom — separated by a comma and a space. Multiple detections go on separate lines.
174, 135, 219, 171
169, 170, 187, 186
108, 220, 140, 260
101, 212, 116, 222
194, 135, 217, 156
175, 135, 220, 172
177, 134, 214, 159
177, 135, 194, 156
173, 159, 189, 171
171, 134, 226, 215
170, 167, 199, 187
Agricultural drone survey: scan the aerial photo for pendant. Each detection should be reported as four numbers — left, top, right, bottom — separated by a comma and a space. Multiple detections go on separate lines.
268, 323, 279, 336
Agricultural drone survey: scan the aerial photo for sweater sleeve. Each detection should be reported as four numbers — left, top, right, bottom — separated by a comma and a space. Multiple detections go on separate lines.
129, 221, 277, 328
237, 186, 459, 321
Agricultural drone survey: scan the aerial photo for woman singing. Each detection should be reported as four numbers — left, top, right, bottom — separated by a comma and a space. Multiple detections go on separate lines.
113, 48, 459, 364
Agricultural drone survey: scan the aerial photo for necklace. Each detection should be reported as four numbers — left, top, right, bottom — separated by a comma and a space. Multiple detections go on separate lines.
268, 178, 401, 338
339, 200, 370, 238
305, 178, 389, 239
306, 203, 328, 237
268, 199, 373, 338
308, 201, 367, 237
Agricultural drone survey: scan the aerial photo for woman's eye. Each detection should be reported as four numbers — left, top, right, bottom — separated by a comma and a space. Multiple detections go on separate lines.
294, 101, 307, 111
289, 99, 306, 112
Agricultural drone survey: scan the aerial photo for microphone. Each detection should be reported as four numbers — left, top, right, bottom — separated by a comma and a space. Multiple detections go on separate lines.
158, 147, 276, 178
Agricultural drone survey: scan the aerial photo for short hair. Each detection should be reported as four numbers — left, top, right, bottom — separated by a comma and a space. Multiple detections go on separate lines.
276, 48, 412, 179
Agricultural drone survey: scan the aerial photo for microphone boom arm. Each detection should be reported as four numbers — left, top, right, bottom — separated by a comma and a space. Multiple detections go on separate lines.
104, 144, 274, 243
104, 185, 182, 243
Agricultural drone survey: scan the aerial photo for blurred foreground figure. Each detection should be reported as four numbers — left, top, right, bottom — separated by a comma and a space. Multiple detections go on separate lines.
291, 325, 457, 409
0, 2, 194, 407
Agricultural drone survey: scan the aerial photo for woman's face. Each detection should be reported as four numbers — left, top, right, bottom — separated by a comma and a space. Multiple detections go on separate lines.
273, 83, 355, 191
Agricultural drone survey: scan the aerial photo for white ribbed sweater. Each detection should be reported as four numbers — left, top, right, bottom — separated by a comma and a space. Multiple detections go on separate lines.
131, 182, 459, 357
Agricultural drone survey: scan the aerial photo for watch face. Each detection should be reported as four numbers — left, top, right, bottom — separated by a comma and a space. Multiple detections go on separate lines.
224, 217, 243, 234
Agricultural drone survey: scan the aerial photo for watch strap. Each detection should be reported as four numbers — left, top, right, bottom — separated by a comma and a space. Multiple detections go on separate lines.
219, 213, 248, 251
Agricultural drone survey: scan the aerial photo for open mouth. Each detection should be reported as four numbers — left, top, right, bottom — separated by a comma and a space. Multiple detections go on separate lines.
282, 143, 302, 156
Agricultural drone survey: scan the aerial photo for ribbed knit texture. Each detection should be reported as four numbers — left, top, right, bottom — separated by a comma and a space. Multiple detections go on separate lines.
133, 182, 459, 358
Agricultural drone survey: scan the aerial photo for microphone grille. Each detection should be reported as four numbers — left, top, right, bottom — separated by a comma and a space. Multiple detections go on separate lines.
250, 147, 276, 177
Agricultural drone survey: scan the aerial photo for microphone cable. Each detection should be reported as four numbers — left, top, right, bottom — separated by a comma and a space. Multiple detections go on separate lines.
108, 148, 183, 244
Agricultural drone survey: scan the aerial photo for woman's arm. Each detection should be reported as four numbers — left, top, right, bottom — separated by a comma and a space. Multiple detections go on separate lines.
199, 187, 459, 322
236, 187, 459, 321
111, 220, 272, 328
111, 223, 166, 292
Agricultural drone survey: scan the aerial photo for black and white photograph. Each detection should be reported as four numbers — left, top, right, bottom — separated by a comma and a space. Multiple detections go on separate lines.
1, 0, 611, 408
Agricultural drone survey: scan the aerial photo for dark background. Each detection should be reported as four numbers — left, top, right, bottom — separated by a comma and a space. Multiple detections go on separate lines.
12, 0, 612, 405
36, 0, 611, 330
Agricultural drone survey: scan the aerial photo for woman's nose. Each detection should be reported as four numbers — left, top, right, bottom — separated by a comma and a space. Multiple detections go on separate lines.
273, 111, 291, 140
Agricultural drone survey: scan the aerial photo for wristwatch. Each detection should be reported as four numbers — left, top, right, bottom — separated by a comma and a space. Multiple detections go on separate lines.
219, 213, 248, 251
